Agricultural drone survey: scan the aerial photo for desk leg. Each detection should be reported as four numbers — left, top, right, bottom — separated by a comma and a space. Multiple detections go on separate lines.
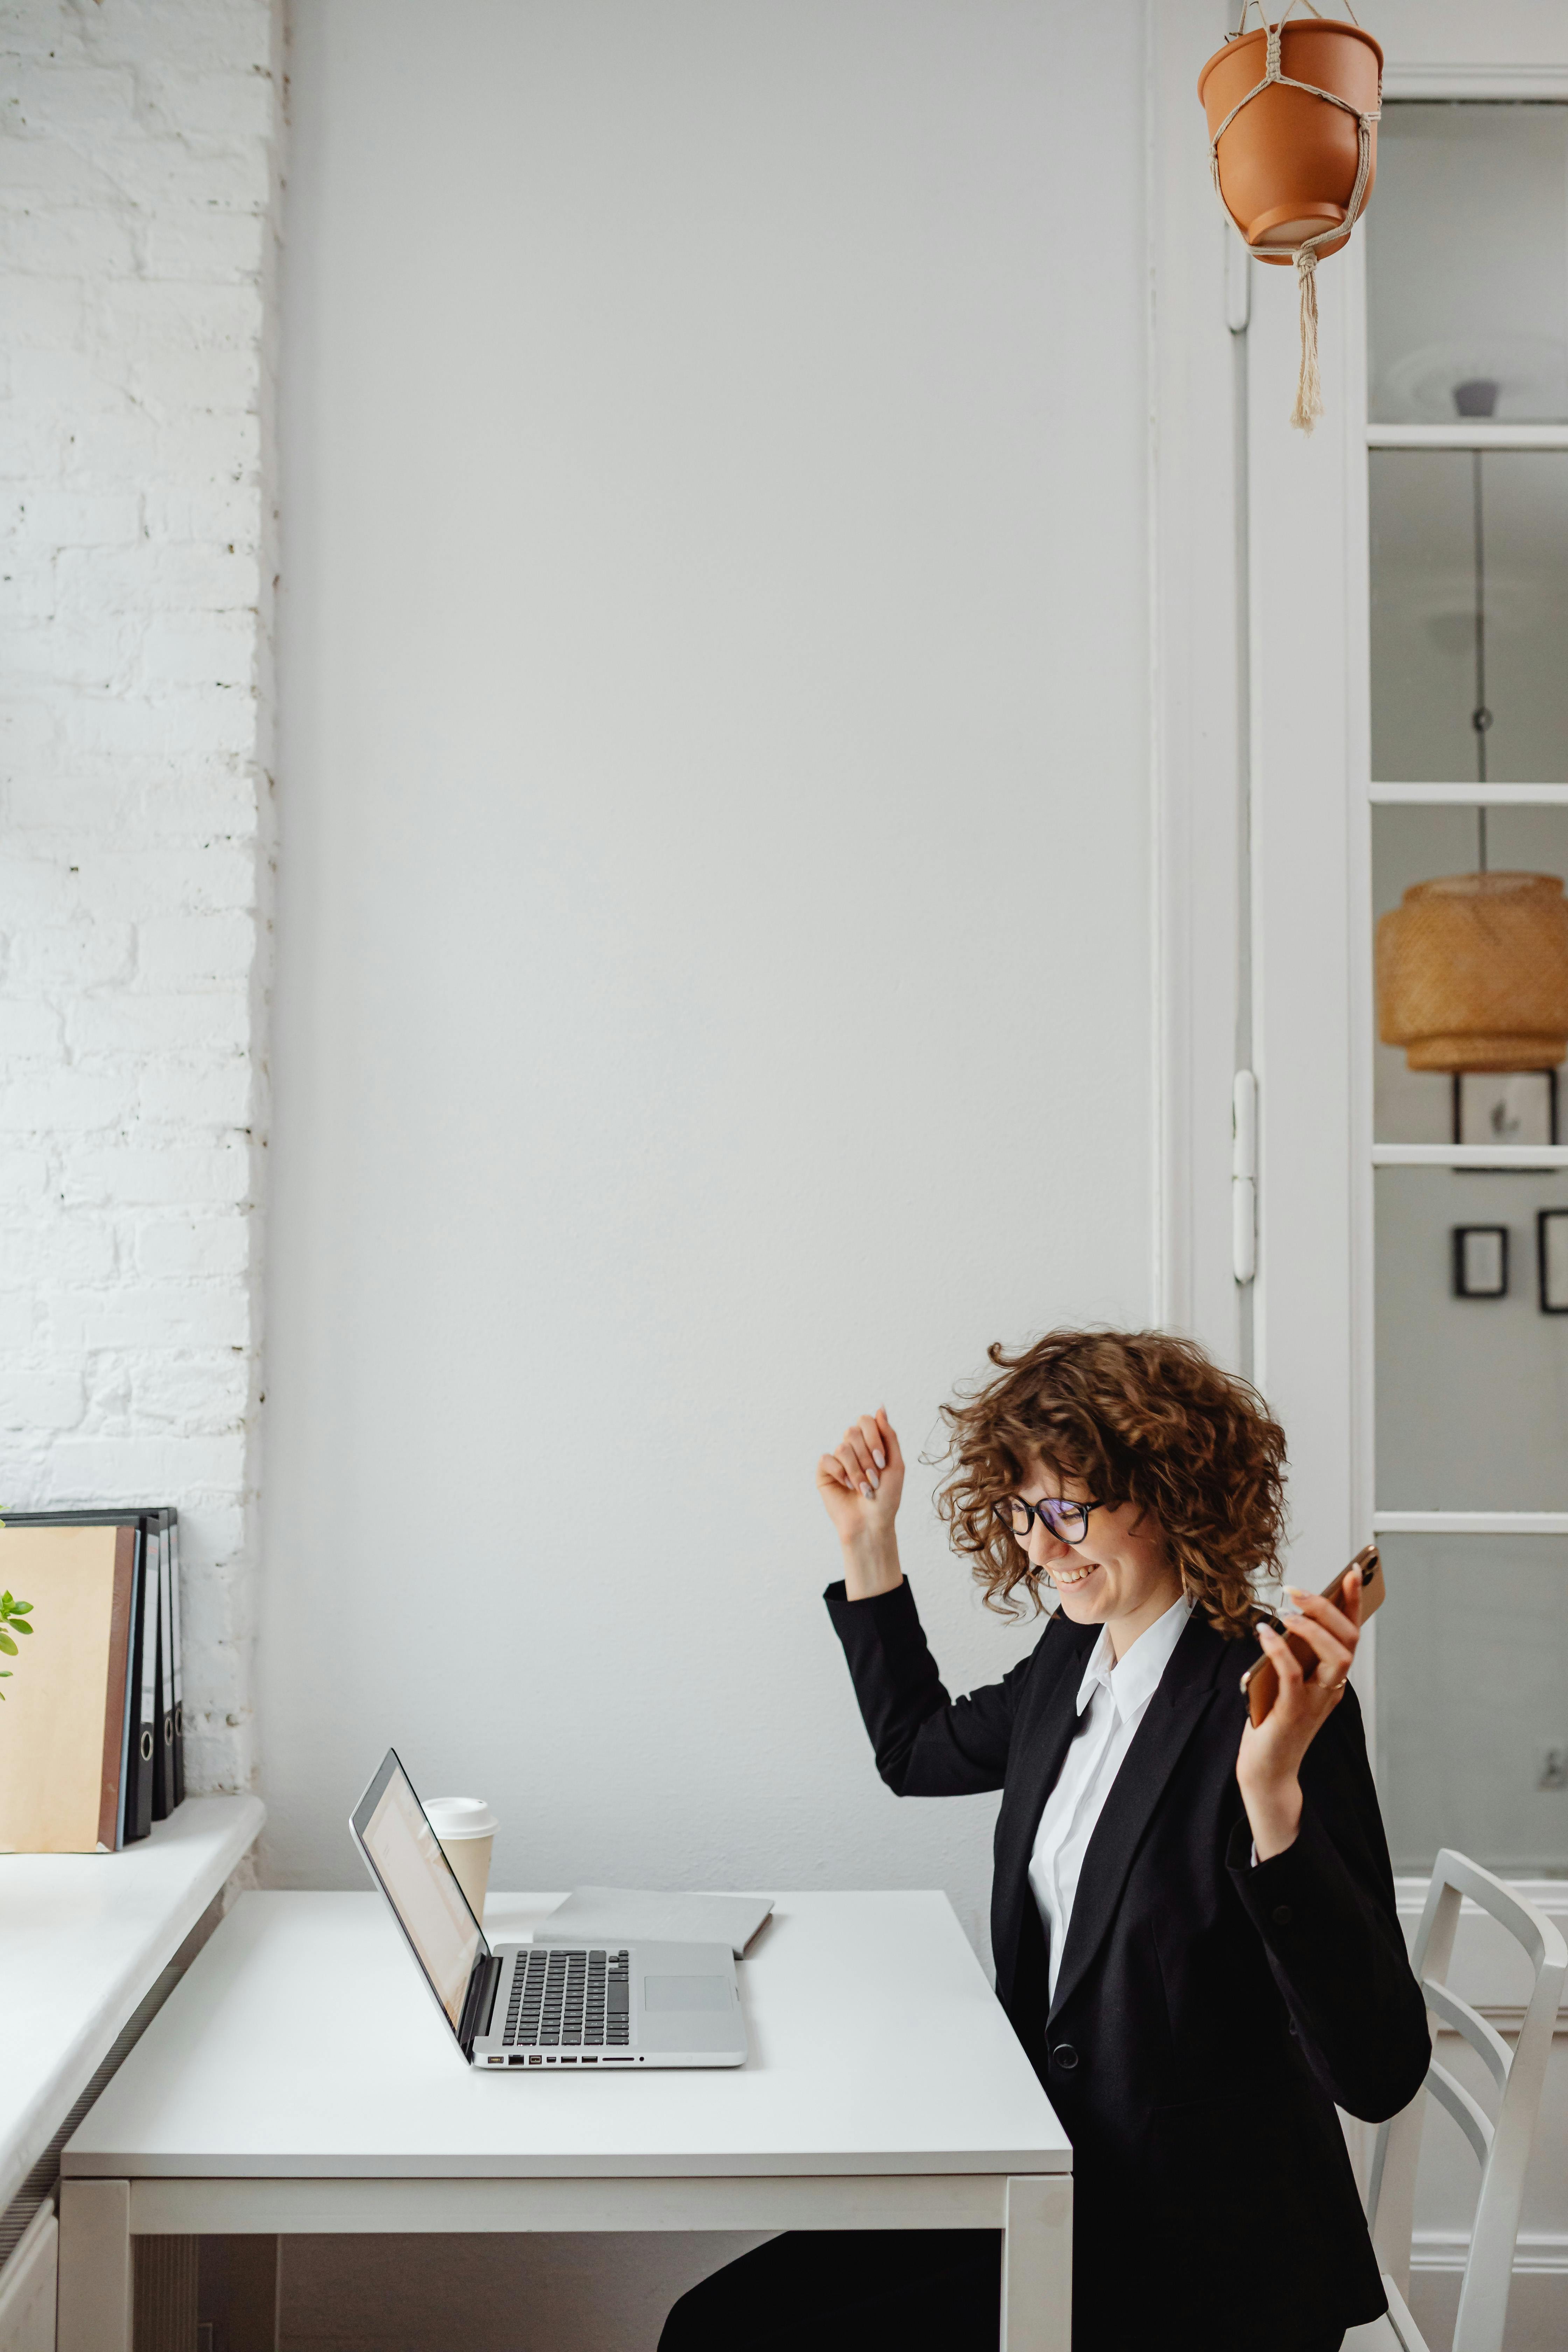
57, 2180, 131, 2352
1001, 2175, 1072, 2351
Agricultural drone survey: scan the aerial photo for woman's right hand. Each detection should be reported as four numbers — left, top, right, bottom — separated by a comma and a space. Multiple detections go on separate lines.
816, 1407, 905, 1597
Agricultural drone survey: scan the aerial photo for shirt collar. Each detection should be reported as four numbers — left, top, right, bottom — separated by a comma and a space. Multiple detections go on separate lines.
1074, 1592, 1194, 1722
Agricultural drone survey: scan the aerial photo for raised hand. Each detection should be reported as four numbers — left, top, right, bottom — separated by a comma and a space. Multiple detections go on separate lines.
815, 1408, 905, 1598
1236, 1567, 1364, 1860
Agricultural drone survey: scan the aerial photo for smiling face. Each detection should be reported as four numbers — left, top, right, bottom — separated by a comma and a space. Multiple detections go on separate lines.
1016, 1463, 1185, 1658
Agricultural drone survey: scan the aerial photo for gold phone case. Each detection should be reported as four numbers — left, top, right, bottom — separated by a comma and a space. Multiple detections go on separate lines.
1241, 1541, 1383, 1728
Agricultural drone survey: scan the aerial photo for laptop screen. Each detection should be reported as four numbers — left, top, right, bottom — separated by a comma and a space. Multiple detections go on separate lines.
353, 1750, 484, 2035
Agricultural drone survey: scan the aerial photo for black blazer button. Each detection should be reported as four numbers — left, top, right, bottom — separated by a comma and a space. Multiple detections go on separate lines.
1271, 1903, 1293, 1927
1050, 2043, 1079, 2072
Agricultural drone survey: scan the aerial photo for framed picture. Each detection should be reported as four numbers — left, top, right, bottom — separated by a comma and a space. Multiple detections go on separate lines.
1452, 1225, 1509, 1298
1538, 1210, 1568, 1314
1454, 1070, 1559, 1149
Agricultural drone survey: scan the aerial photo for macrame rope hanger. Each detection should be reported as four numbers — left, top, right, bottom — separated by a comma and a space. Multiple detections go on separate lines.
1208, 0, 1381, 433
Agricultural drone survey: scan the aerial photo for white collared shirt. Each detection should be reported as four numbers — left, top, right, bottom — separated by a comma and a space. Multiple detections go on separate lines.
1028, 1592, 1194, 1999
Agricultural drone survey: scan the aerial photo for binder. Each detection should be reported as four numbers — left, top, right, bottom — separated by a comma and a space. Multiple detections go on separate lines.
128, 1516, 156, 1841
168, 1509, 185, 1806
0, 1521, 138, 1852
152, 1511, 174, 1822
114, 1539, 138, 1847
3, 1510, 164, 1843
146, 1508, 185, 1819
118, 1523, 147, 1846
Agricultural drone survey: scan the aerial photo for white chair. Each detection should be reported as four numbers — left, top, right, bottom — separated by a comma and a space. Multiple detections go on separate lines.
1343, 1848, 1566, 2352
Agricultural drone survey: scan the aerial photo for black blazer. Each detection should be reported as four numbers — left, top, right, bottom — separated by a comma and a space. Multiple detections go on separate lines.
826, 1579, 1430, 2352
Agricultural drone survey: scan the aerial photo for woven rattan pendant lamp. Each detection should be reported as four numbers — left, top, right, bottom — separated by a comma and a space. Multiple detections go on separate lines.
1378, 873, 1568, 1074
1377, 396, 1568, 1099
1198, 2, 1383, 432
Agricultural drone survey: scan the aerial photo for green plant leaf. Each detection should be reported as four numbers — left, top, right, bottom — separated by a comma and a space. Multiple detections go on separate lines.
9, 1618, 30, 1635
0, 1633, 16, 1656
8, 1600, 31, 1614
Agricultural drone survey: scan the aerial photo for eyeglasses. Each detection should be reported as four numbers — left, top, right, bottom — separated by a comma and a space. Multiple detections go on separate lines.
999, 1495, 1101, 1547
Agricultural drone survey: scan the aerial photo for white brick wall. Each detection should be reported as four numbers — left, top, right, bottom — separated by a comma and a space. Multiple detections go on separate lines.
0, 0, 284, 1795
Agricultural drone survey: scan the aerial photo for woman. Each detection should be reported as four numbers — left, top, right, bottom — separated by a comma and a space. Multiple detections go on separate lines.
661, 1329, 1429, 2352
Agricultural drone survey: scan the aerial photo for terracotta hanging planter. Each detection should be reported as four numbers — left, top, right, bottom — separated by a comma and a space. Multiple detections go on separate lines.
1198, 4, 1383, 432
1377, 873, 1568, 1074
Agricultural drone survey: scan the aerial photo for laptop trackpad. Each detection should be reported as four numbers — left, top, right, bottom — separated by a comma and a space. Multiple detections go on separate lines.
644, 1973, 730, 2012
639, 1968, 744, 2056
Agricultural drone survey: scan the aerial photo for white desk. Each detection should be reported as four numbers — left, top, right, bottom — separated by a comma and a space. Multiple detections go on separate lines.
61, 1887, 1072, 2350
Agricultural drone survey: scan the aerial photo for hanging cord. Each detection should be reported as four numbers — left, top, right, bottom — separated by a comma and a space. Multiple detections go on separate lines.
1471, 447, 1490, 819
1292, 250, 1322, 433
1208, 1, 1381, 433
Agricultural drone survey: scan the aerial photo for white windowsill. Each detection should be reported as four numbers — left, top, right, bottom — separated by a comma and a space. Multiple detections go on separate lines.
0, 1793, 265, 2217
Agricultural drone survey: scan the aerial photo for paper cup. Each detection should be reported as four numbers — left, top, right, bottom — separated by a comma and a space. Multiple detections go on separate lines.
424, 1797, 497, 1924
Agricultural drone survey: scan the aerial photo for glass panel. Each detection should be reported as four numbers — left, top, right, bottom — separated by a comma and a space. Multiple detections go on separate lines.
1373, 802, 1568, 1143
1368, 104, 1568, 425
1370, 451, 1568, 782
1376, 1166, 1568, 1510
1376, 1534, 1568, 1876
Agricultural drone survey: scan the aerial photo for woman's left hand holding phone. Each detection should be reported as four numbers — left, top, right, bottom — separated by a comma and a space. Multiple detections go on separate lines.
1236, 1569, 1364, 1861
816, 1408, 905, 1599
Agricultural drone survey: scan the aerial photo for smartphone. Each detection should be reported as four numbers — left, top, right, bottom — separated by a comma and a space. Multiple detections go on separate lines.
1240, 1541, 1382, 1728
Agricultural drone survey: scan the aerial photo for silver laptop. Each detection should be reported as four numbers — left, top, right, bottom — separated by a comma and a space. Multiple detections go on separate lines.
350, 1748, 747, 2070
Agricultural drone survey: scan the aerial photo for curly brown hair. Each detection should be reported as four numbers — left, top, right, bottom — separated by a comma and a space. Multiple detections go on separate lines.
933, 1328, 1286, 1639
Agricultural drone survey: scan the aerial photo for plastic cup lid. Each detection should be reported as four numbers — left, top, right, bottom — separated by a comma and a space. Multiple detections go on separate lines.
423, 1796, 498, 1839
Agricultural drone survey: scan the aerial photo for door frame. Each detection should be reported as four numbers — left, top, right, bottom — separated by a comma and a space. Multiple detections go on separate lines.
1149, 1, 1568, 1624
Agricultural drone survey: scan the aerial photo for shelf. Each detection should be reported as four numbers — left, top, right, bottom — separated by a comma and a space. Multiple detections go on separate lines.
1370, 782, 1568, 806
1367, 424, 1568, 450
1381, 64, 1568, 102
1374, 1513, 1568, 1538
1372, 1146, 1568, 1170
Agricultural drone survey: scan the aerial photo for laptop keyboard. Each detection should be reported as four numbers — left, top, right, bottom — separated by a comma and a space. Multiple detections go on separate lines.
502, 1947, 631, 2048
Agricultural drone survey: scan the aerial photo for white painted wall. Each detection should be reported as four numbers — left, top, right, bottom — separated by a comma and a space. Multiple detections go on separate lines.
263, 0, 1153, 1960
0, 0, 283, 1796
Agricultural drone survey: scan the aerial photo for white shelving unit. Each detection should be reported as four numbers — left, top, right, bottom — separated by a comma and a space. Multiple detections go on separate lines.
1367, 424, 1568, 451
